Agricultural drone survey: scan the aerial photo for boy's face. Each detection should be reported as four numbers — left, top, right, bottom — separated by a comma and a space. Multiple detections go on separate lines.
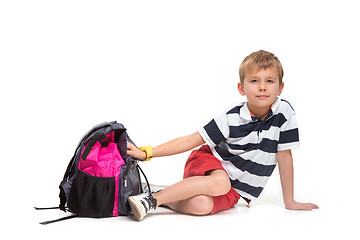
238, 67, 284, 115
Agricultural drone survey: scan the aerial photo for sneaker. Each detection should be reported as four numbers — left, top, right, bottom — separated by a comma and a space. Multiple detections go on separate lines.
128, 193, 157, 221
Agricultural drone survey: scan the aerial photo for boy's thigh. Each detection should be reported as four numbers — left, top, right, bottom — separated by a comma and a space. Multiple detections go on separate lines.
182, 145, 240, 215
184, 145, 227, 179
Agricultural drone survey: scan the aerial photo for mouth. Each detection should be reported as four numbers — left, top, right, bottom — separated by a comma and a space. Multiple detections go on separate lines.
256, 95, 269, 98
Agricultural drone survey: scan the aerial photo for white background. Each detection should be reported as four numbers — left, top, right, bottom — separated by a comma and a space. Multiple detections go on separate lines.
1, 0, 359, 239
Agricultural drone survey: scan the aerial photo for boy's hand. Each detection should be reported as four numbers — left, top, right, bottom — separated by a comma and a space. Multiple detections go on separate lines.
285, 201, 319, 211
127, 142, 146, 160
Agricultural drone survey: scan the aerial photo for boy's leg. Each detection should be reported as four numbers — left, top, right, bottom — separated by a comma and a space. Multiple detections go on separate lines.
128, 145, 239, 220
153, 169, 231, 215
165, 195, 213, 215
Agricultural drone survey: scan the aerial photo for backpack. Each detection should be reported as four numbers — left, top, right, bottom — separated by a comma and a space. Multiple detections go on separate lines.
36, 121, 149, 224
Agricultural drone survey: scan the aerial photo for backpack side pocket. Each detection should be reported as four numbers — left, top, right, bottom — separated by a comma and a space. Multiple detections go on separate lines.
68, 171, 115, 218
118, 161, 142, 215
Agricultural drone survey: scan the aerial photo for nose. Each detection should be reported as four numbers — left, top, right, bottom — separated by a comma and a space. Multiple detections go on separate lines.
259, 82, 266, 91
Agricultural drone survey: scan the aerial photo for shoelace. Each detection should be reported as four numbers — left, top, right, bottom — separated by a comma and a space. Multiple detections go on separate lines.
140, 194, 157, 212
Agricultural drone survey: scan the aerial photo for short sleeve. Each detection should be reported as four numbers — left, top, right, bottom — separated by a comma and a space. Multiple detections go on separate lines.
198, 113, 230, 148
277, 113, 300, 151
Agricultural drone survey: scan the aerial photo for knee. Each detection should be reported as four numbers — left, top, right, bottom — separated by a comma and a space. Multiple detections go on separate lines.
209, 170, 231, 196
188, 195, 213, 215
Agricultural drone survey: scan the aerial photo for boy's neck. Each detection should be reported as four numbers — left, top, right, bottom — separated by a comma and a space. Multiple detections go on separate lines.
247, 103, 271, 120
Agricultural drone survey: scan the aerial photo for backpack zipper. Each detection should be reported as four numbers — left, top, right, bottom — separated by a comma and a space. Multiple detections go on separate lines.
124, 175, 128, 188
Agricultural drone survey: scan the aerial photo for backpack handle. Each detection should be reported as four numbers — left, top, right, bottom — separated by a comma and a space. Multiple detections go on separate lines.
80, 132, 109, 161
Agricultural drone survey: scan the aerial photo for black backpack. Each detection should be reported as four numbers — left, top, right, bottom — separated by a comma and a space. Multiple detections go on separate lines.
36, 121, 149, 224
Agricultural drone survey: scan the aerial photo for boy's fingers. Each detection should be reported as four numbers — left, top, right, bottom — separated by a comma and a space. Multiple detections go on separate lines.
127, 141, 134, 149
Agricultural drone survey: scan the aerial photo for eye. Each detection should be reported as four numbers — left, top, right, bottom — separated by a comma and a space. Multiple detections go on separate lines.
250, 79, 258, 83
267, 79, 275, 83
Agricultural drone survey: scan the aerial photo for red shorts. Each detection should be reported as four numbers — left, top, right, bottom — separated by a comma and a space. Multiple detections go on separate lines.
183, 145, 240, 214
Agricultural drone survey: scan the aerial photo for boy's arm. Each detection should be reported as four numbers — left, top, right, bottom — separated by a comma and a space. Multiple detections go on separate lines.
127, 132, 205, 160
277, 149, 319, 210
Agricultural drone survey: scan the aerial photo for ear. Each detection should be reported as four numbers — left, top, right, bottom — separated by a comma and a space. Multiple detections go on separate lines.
278, 82, 285, 96
238, 82, 246, 96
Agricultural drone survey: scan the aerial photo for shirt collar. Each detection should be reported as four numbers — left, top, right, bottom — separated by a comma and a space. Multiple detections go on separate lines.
240, 97, 281, 122
240, 103, 253, 121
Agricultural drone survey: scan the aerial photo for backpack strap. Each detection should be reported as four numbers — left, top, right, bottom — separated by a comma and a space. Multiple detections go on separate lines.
34, 207, 59, 210
80, 132, 108, 161
137, 164, 151, 193
39, 214, 78, 225
34, 206, 77, 225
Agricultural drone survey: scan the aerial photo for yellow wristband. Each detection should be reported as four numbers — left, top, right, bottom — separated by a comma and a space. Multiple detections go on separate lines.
139, 145, 152, 161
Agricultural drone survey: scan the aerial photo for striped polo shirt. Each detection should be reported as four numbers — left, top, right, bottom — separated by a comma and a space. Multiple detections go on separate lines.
198, 98, 300, 200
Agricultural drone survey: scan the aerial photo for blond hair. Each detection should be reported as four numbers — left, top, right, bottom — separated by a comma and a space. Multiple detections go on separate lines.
239, 50, 284, 85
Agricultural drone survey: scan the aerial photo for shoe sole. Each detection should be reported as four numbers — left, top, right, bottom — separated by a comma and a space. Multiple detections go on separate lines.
128, 196, 145, 221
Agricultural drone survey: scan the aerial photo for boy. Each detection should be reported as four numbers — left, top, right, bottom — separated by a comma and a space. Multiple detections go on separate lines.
127, 50, 318, 221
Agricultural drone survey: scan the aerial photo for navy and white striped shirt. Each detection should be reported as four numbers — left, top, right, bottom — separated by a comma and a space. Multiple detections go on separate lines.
198, 98, 300, 200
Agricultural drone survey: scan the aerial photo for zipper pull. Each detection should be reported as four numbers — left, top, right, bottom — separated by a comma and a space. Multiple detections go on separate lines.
124, 175, 128, 188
